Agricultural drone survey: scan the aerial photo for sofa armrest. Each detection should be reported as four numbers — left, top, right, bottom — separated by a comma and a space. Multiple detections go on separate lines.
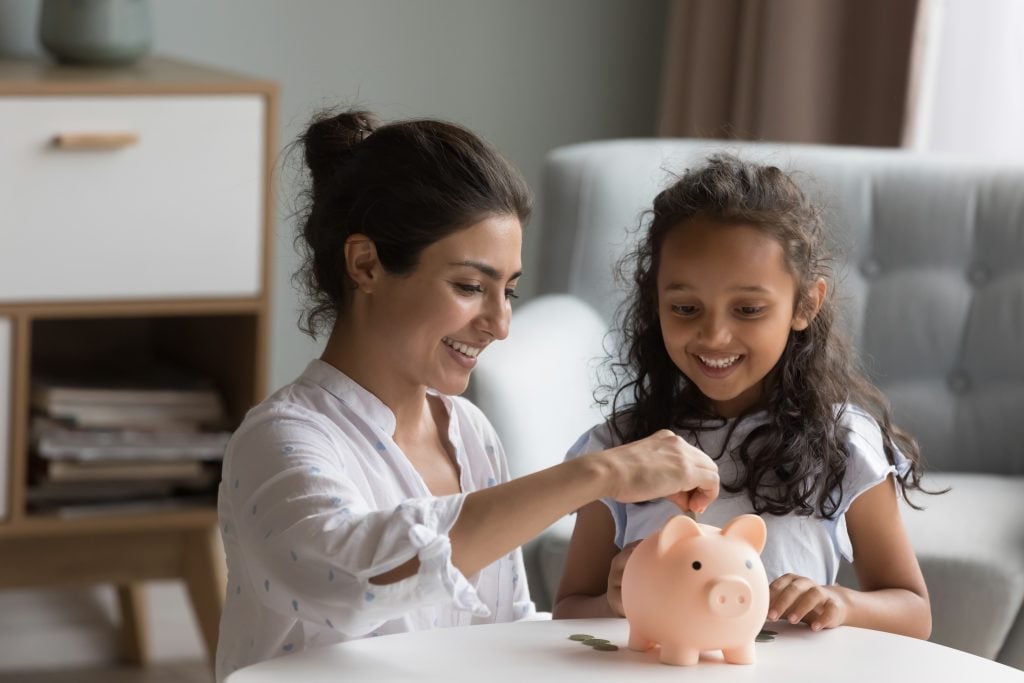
470, 294, 608, 479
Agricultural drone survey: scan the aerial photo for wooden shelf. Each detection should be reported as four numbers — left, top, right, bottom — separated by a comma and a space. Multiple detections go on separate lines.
0, 506, 218, 540
0, 56, 276, 668
0, 56, 278, 97
0, 297, 265, 319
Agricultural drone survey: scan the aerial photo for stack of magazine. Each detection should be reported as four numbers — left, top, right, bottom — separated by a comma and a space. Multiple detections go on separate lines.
28, 364, 232, 516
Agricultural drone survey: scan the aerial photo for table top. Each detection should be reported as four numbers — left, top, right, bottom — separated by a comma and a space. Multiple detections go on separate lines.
227, 618, 1024, 682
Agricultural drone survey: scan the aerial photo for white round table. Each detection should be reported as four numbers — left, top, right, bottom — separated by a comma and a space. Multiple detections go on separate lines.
226, 618, 1024, 682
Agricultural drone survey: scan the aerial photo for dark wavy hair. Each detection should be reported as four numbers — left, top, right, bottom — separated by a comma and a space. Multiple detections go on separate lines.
291, 109, 531, 338
604, 154, 930, 518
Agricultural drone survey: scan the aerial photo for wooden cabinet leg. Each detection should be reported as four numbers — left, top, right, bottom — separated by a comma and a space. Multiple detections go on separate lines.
182, 525, 226, 667
117, 583, 150, 666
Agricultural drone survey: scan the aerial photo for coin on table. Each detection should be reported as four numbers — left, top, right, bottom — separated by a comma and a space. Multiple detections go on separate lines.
593, 643, 619, 651
568, 634, 594, 641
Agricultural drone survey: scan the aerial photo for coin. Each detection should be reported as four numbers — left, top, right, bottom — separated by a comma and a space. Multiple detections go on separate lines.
568, 634, 594, 641
593, 643, 619, 651
582, 638, 610, 646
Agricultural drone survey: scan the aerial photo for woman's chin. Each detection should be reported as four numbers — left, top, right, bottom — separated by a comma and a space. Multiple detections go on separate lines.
432, 374, 472, 397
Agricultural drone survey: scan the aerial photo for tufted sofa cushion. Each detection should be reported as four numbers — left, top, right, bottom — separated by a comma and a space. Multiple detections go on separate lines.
472, 139, 1024, 666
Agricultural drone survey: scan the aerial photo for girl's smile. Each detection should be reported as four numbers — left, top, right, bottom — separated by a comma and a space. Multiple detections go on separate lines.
693, 352, 745, 378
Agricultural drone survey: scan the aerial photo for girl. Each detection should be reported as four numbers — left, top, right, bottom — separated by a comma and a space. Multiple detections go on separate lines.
552, 154, 932, 639
215, 110, 720, 680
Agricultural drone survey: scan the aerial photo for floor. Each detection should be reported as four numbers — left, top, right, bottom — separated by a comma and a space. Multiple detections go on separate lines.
0, 661, 211, 683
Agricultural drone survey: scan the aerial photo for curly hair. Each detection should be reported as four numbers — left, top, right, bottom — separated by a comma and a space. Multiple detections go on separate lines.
603, 154, 930, 518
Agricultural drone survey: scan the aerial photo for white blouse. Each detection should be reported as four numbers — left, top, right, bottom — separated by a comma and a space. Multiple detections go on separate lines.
216, 360, 535, 681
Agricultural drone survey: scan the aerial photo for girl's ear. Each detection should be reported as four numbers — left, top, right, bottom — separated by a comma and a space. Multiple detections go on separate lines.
792, 277, 827, 331
344, 234, 382, 293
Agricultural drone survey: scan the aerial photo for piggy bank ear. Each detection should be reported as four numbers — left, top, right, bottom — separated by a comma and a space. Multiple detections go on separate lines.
655, 515, 704, 557
721, 514, 767, 554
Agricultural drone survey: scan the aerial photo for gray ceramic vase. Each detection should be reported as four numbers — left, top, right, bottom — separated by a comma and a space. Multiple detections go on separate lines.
39, 0, 152, 66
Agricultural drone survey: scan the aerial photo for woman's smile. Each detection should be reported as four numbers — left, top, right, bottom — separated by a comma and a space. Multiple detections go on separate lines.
442, 336, 484, 368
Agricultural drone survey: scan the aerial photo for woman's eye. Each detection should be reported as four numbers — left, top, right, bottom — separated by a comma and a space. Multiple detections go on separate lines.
737, 306, 765, 316
455, 283, 484, 295
505, 289, 519, 300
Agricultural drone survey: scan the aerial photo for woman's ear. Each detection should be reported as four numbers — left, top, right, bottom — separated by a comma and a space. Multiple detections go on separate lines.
344, 234, 381, 293
792, 277, 827, 331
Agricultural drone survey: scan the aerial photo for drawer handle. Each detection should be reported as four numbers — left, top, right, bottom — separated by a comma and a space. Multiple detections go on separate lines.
52, 132, 140, 150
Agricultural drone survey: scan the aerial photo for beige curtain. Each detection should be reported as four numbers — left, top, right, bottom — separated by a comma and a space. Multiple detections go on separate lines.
658, 0, 919, 146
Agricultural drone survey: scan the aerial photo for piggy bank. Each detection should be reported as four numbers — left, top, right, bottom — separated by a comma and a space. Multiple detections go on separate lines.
621, 513, 769, 666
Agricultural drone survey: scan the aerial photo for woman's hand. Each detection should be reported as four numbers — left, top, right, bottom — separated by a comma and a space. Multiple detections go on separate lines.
768, 573, 849, 631
605, 541, 640, 617
598, 429, 719, 513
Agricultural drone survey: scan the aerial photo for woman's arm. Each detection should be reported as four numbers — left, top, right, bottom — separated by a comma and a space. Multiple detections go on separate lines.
769, 475, 931, 638
550, 501, 621, 618
377, 429, 720, 583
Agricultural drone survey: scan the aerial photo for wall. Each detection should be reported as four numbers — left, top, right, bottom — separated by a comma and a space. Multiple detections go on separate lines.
903, 0, 1024, 157
0, 0, 667, 669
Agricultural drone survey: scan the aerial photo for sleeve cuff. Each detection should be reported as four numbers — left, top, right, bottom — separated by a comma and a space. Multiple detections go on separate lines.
409, 523, 491, 617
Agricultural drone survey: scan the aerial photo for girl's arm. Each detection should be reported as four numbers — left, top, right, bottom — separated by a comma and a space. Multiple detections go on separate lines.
770, 474, 931, 638
550, 501, 622, 618
838, 474, 932, 637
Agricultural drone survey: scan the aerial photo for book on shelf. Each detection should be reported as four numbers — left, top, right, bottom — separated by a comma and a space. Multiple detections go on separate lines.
38, 402, 225, 430
27, 475, 214, 504
36, 458, 214, 483
31, 362, 227, 430
29, 479, 181, 503
31, 494, 215, 519
27, 454, 219, 511
32, 416, 231, 462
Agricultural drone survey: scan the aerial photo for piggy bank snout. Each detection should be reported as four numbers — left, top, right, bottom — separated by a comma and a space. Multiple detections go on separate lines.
706, 575, 753, 618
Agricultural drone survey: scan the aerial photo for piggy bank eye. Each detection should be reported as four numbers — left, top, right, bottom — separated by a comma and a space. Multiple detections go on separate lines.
745, 559, 753, 569
691, 561, 702, 570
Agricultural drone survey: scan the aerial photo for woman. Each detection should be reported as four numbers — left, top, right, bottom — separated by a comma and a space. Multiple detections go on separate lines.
215, 109, 720, 681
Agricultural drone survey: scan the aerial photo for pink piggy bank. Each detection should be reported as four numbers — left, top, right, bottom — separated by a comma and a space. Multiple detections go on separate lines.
621, 513, 769, 666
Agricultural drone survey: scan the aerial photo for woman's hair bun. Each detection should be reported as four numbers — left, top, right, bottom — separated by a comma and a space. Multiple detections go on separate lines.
302, 109, 380, 186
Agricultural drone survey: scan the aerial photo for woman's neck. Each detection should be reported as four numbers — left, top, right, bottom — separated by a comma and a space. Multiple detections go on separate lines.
319, 321, 430, 432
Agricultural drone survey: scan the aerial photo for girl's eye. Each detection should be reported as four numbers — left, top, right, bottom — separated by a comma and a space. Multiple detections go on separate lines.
737, 306, 766, 316
671, 304, 699, 316
505, 289, 519, 300
455, 283, 484, 295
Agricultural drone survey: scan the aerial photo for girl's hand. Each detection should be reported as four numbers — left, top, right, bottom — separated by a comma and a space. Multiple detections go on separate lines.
600, 429, 720, 513
768, 573, 849, 631
605, 541, 640, 617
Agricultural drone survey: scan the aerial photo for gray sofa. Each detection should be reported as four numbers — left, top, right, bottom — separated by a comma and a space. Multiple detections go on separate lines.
469, 139, 1024, 668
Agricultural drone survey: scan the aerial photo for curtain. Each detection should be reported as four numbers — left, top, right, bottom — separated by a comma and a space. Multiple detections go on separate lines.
658, 0, 919, 146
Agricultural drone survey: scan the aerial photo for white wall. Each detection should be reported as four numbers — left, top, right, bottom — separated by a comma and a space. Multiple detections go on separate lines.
904, 0, 1024, 157
0, 0, 667, 669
